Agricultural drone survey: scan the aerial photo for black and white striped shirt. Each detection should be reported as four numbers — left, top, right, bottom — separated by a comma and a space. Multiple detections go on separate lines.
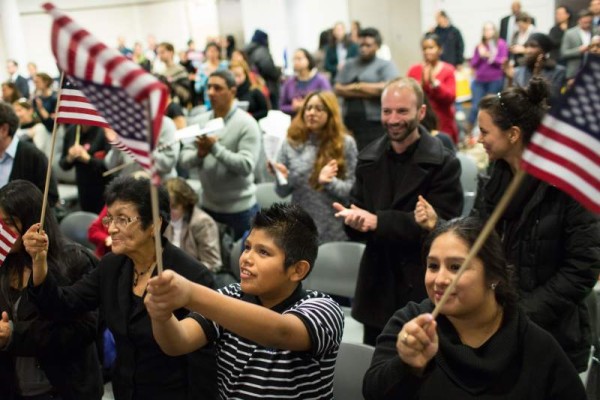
191, 283, 344, 399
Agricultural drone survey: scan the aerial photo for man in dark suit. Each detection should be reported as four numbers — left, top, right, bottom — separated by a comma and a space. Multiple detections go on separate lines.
500, 1, 536, 42
6, 59, 30, 99
0, 102, 58, 205
592, 0, 600, 28
561, 9, 595, 79
333, 77, 463, 345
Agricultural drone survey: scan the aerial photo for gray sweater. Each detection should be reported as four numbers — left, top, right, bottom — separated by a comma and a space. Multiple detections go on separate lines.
276, 134, 357, 243
180, 108, 261, 213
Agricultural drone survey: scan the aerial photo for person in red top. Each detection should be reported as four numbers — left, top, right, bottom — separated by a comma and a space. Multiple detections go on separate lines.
88, 206, 110, 258
408, 33, 458, 143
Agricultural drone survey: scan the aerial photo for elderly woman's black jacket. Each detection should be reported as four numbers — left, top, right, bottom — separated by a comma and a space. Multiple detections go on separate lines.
29, 240, 217, 400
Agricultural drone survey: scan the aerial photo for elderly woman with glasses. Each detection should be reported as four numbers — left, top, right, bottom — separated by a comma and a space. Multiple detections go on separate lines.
23, 175, 217, 400
270, 90, 357, 243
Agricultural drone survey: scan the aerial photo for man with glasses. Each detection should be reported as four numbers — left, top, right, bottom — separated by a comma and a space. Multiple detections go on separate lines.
334, 27, 399, 151
180, 70, 261, 239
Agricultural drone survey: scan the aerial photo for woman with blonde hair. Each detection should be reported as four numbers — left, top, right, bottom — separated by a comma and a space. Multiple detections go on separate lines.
163, 177, 222, 274
229, 59, 269, 120
271, 90, 357, 242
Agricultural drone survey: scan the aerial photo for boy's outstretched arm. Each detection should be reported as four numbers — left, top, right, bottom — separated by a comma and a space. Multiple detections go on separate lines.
145, 270, 312, 354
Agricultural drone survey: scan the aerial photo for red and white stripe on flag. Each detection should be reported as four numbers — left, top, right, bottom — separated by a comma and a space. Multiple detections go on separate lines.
56, 78, 110, 128
43, 2, 168, 181
521, 55, 600, 214
0, 220, 18, 266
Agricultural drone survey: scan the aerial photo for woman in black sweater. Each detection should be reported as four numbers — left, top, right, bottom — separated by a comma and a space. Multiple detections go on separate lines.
363, 217, 586, 399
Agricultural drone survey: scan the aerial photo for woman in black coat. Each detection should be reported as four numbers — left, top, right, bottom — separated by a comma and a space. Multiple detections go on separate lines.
415, 77, 600, 372
230, 59, 269, 120
0, 180, 103, 400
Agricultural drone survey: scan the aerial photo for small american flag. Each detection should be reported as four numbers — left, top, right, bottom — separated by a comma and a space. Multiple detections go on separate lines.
43, 2, 168, 180
56, 77, 110, 128
56, 76, 150, 171
521, 54, 600, 213
0, 220, 18, 266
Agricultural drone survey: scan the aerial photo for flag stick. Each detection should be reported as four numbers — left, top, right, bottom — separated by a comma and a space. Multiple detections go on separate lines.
150, 183, 164, 274
431, 168, 526, 319
39, 71, 65, 232
102, 162, 133, 177
74, 124, 81, 145
145, 100, 164, 274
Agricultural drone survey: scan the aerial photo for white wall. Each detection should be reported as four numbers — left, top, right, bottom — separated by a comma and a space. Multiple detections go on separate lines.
0, 0, 221, 80
420, 0, 555, 59
348, 0, 423, 74
239, 0, 349, 67
0, 0, 558, 82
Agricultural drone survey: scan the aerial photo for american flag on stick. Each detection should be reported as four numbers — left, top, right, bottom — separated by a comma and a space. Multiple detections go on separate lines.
56, 77, 111, 128
522, 54, 600, 213
56, 77, 151, 172
43, 2, 168, 181
0, 220, 18, 266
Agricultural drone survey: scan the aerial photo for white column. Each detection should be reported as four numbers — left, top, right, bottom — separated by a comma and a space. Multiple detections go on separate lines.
0, 0, 28, 77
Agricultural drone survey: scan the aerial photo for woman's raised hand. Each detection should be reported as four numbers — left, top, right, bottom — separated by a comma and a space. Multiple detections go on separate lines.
396, 313, 438, 373
22, 223, 49, 285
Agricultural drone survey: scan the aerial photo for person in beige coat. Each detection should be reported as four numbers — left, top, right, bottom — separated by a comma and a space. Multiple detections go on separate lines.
164, 177, 222, 273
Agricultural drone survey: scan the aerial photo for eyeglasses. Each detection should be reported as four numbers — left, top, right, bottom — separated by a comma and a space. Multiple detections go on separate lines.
101, 215, 140, 229
305, 105, 327, 113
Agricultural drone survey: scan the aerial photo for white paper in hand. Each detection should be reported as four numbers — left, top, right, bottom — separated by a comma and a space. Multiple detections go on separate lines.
179, 117, 225, 144
259, 111, 291, 185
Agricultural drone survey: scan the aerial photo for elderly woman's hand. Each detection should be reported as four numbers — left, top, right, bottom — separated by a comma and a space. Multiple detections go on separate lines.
396, 314, 438, 374
145, 270, 193, 322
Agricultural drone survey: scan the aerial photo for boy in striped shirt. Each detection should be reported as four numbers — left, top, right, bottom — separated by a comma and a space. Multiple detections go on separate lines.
145, 203, 344, 399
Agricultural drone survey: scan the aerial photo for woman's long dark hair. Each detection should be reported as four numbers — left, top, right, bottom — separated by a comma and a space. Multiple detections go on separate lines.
0, 180, 66, 308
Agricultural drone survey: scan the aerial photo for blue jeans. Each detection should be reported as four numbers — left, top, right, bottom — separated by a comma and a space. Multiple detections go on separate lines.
204, 203, 260, 240
469, 78, 505, 125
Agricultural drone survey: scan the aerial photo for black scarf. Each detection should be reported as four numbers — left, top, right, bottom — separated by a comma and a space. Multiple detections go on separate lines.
435, 308, 524, 395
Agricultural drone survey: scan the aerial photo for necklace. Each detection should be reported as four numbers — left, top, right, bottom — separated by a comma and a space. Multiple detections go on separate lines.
132, 262, 155, 287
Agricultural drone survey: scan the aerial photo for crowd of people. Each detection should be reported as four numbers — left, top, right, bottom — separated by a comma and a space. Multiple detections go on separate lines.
0, 1, 599, 399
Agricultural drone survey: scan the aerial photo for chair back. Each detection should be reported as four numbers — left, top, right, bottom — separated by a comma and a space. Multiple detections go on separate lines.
303, 241, 365, 298
333, 342, 374, 400
229, 237, 244, 281
59, 211, 98, 250
456, 153, 478, 216
255, 182, 290, 209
